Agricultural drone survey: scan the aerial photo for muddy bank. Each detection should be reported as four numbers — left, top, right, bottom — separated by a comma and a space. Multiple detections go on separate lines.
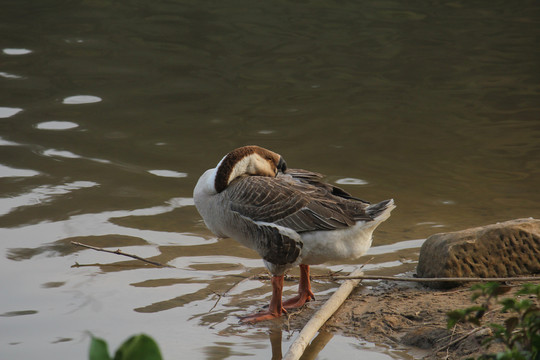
284, 276, 534, 359
280, 218, 540, 358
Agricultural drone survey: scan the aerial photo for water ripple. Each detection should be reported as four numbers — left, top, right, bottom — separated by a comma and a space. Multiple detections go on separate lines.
0, 107, 23, 118
2, 48, 32, 55
148, 170, 188, 178
62, 95, 102, 104
0, 181, 98, 217
0, 137, 21, 146
0, 165, 40, 178
335, 177, 368, 185
0, 72, 22, 79
36, 121, 79, 130
42, 149, 81, 159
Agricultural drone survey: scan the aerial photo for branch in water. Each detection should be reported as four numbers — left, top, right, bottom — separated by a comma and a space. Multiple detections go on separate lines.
329, 274, 540, 283
253, 273, 539, 283
70, 241, 173, 268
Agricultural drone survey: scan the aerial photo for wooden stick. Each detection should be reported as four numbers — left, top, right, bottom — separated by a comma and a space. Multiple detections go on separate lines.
283, 268, 365, 360
330, 275, 540, 283
253, 273, 539, 283
299, 331, 334, 359
70, 241, 172, 268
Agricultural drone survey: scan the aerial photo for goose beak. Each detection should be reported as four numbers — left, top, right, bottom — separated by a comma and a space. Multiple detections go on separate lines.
277, 157, 287, 173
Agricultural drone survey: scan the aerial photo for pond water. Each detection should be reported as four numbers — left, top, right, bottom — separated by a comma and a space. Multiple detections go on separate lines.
1, 0, 539, 359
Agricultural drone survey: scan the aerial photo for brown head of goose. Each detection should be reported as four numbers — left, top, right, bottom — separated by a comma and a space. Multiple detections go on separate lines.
193, 145, 395, 322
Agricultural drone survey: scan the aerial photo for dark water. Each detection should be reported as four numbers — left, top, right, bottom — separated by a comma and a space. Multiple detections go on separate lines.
1, 0, 539, 358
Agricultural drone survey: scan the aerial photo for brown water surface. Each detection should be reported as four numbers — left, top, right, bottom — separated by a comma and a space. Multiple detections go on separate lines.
1, 0, 539, 358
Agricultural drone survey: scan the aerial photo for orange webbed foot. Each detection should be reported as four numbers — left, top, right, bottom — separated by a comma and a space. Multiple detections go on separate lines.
282, 264, 315, 309
282, 290, 315, 309
240, 274, 286, 323
239, 307, 287, 323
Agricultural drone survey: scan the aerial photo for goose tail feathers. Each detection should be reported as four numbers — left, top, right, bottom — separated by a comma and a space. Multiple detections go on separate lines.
366, 199, 395, 222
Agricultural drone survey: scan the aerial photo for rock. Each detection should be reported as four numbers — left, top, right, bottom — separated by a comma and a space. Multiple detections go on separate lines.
416, 218, 540, 288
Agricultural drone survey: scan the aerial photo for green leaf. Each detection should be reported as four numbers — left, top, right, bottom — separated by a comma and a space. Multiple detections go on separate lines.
471, 283, 492, 301
516, 283, 540, 297
114, 334, 162, 360
489, 323, 506, 338
515, 299, 532, 312
500, 298, 517, 313
447, 282, 540, 359
447, 309, 467, 328
447, 306, 487, 328
504, 317, 519, 336
90, 336, 111, 360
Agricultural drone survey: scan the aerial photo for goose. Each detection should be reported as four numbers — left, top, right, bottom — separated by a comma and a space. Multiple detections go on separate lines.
193, 145, 395, 322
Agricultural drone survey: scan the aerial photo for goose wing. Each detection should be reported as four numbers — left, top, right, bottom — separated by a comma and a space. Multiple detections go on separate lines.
226, 170, 372, 233
223, 170, 372, 266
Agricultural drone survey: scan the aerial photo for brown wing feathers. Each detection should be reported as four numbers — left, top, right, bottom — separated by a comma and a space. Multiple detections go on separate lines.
227, 171, 372, 234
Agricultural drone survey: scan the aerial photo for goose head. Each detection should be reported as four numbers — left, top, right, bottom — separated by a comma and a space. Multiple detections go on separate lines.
214, 145, 287, 193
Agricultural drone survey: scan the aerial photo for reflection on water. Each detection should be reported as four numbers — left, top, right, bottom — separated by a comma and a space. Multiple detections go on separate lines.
148, 169, 188, 178
36, 121, 79, 130
0, 164, 40, 179
0, 180, 98, 217
0, 107, 23, 118
0, 310, 39, 317
1, 0, 539, 358
62, 95, 102, 104
3, 48, 33, 55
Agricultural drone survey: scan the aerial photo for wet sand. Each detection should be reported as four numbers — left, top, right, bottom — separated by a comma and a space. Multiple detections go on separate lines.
281, 276, 534, 359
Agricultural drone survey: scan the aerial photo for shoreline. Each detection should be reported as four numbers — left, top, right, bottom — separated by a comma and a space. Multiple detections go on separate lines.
284, 276, 534, 359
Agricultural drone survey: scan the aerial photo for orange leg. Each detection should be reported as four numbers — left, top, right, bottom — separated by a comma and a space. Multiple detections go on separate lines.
283, 264, 315, 309
240, 275, 287, 323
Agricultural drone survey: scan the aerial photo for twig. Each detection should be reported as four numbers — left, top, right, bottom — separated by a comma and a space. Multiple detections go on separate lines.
432, 288, 471, 296
285, 305, 310, 339
435, 326, 489, 354
330, 275, 539, 283
71, 262, 139, 268
443, 325, 458, 360
252, 273, 298, 282
311, 269, 344, 279
208, 276, 251, 312
311, 257, 374, 280
252, 273, 539, 283
209, 291, 224, 312
71, 241, 172, 268
283, 268, 365, 360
